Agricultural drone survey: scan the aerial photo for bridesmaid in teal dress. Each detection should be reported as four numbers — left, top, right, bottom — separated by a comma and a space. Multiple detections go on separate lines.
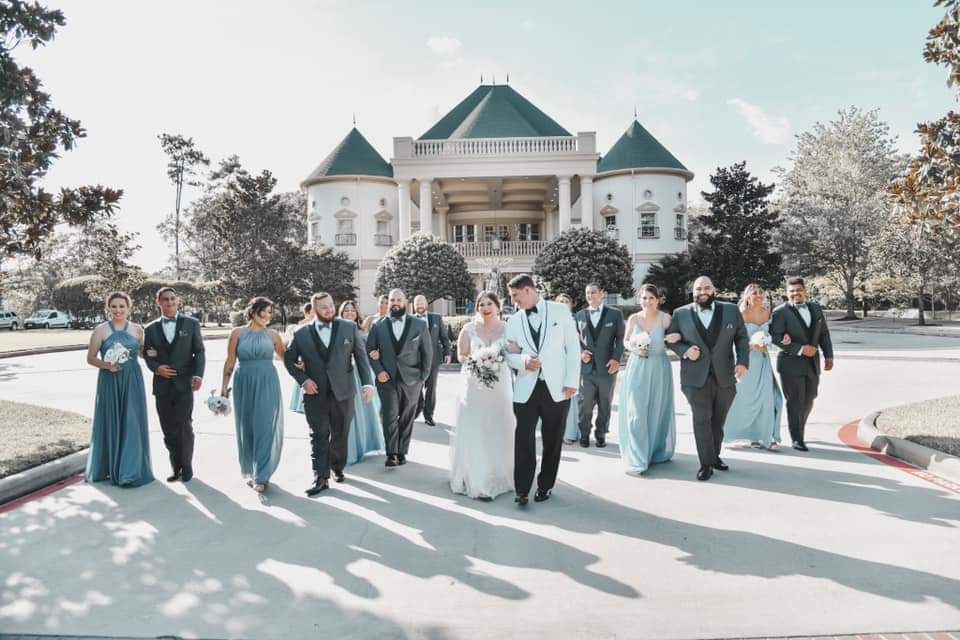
85, 292, 154, 487
288, 301, 314, 413
723, 284, 785, 449
339, 300, 386, 464
222, 297, 285, 493
618, 285, 677, 474
554, 294, 582, 444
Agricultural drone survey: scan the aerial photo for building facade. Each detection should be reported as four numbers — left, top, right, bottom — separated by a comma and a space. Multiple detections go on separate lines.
301, 84, 693, 314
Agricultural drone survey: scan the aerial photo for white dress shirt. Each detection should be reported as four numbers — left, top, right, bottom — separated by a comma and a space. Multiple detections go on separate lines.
314, 319, 332, 347
391, 315, 407, 341
795, 303, 812, 327
161, 313, 178, 343
696, 303, 715, 329
588, 304, 604, 328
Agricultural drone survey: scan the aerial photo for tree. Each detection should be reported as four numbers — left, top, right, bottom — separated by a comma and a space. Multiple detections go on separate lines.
375, 233, 474, 304
82, 219, 144, 303
158, 133, 209, 279
533, 228, 634, 308
1, 2, 121, 269
52, 275, 103, 317
645, 252, 697, 312
778, 107, 905, 318
694, 162, 783, 293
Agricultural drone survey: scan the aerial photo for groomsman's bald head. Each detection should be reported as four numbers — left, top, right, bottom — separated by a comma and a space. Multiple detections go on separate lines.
692, 276, 716, 308
413, 295, 428, 316
388, 289, 407, 318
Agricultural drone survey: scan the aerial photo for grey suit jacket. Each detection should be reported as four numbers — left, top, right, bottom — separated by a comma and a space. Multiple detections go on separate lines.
143, 315, 206, 396
770, 302, 833, 378
667, 301, 749, 389
283, 320, 373, 402
417, 312, 451, 367
575, 306, 625, 377
366, 315, 433, 386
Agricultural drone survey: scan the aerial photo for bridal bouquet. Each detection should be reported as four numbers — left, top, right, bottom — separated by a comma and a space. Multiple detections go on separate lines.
750, 330, 772, 348
464, 345, 504, 389
627, 331, 652, 357
207, 390, 232, 417
103, 342, 131, 366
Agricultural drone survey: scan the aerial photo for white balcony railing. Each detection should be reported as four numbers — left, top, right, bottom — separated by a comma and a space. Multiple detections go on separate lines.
451, 240, 547, 258
413, 136, 578, 158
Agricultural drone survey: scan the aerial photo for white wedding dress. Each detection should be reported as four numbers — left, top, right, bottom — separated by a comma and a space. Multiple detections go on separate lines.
449, 321, 515, 500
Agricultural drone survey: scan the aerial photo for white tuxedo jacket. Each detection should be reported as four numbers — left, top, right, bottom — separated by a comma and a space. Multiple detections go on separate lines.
504, 300, 582, 403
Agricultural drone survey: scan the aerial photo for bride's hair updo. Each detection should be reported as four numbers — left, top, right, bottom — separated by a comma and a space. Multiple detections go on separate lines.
475, 290, 501, 311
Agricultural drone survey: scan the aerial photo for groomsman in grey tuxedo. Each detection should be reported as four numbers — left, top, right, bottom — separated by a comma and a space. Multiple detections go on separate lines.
575, 283, 625, 448
770, 276, 834, 452
366, 289, 433, 467
412, 294, 451, 426
667, 276, 749, 481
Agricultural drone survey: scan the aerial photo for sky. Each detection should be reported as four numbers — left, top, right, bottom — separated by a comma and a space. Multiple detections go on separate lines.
17, 0, 957, 272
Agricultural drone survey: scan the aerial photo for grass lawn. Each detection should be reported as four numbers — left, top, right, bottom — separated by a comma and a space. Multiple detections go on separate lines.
876, 395, 960, 457
0, 400, 91, 478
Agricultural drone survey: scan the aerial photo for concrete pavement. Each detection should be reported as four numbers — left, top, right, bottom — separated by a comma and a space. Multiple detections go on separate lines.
1, 332, 959, 639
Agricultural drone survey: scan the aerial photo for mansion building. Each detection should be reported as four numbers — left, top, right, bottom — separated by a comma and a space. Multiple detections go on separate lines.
301, 83, 693, 314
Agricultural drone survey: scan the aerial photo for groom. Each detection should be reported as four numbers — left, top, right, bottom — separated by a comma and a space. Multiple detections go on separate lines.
667, 276, 749, 481
505, 274, 581, 505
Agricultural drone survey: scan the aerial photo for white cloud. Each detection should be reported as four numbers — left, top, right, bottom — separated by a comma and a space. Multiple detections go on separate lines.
426, 36, 462, 57
727, 98, 791, 144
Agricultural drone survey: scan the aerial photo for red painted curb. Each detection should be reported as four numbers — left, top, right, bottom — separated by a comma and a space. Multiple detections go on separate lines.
838, 421, 960, 495
0, 473, 83, 515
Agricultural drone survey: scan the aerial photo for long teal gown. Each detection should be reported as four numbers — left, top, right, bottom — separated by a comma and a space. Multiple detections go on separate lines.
617, 322, 676, 473
233, 329, 284, 484
289, 330, 384, 465
564, 393, 581, 442
85, 322, 154, 487
722, 321, 784, 448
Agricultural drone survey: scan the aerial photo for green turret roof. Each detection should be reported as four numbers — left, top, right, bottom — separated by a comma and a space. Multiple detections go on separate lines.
597, 120, 689, 174
303, 128, 393, 183
420, 84, 571, 140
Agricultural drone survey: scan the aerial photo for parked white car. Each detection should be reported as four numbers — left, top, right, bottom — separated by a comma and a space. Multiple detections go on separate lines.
0, 310, 19, 331
23, 309, 72, 329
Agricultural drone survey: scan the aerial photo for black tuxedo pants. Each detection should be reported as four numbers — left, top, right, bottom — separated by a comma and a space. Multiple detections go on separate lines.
303, 390, 354, 479
378, 378, 422, 456
781, 372, 819, 443
579, 373, 616, 438
416, 362, 441, 420
681, 375, 736, 467
513, 380, 570, 496
156, 389, 195, 473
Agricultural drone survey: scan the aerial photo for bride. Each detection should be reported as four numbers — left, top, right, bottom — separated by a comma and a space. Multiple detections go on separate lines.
449, 291, 515, 501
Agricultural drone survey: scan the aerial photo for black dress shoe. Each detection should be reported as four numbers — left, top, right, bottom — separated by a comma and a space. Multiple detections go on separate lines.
334, 471, 345, 483
180, 468, 193, 482
595, 436, 607, 448
697, 465, 713, 481
714, 459, 729, 471
424, 417, 436, 426
166, 471, 181, 482
792, 441, 809, 451
515, 494, 529, 506
579, 437, 590, 448
385, 455, 399, 468
305, 479, 329, 497
534, 489, 551, 502
397, 454, 407, 466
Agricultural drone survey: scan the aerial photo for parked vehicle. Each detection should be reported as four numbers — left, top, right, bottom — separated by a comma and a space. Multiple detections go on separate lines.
0, 310, 19, 331
23, 309, 72, 329
70, 314, 105, 330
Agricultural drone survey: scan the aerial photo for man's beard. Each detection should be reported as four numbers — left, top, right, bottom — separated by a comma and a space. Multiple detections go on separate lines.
697, 294, 715, 309
390, 306, 405, 318
415, 308, 426, 316
318, 312, 335, 322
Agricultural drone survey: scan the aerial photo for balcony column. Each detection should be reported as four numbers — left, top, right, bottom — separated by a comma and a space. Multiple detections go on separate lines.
398, 180, 411, 241
543, 204, 555, 239
558, 176, 572, 232
418, 178, 433, 235
579, 176, 594, 231
437, 205, 449, 241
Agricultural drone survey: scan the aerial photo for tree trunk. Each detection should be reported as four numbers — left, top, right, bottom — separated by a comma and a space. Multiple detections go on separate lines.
844, 287, 857, 319
917, 286, 926, 326
862, 296, 868, 318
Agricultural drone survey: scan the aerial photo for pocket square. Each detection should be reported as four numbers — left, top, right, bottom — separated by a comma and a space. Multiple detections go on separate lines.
343, 338, 351, 344
412, 336, 420, 341
726, 323, 733, 329
604, 322, 613, 327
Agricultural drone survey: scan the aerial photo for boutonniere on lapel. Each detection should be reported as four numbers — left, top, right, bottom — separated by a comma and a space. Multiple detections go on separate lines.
343, 338, 351, 345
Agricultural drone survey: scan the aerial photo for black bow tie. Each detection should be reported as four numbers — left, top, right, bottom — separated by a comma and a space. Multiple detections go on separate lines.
317, 322, 331, 329
162, 317, 177, 324
794, 303, 808, 310
526, 308, 538, 316
392, 317, 404, 323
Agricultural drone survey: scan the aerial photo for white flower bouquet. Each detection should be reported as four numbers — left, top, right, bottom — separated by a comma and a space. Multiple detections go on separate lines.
464, 345, 504, 389
103, 342, 131, 366
207, 390, 232, 417
627, 331, 652, 357
750, 330, 772, 348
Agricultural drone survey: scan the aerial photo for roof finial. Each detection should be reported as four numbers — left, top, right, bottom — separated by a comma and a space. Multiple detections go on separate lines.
506, 72, 510, 83
352, 112, 356, 127
480, 73, 483, 84
634, 104, 637, 120
492, 72, 496, 85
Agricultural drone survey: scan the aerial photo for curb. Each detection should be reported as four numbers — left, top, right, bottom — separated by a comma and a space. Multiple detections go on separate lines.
0, 449, 88, 506
858, 411, 960, 484
832, 325, 960, 339
0, 333, 230, 360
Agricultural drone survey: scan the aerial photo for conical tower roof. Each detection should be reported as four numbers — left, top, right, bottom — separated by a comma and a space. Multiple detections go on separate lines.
302, 128, 393, 187
597, 120, 691, 178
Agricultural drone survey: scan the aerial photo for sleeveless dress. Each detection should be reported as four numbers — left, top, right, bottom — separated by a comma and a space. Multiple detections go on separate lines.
85, 322, 154, 487
233, 329, 284, 484
722, 321, 784, 448
449, 322, 515, 499
617, 321, 676, 474
345, 332, 385, 464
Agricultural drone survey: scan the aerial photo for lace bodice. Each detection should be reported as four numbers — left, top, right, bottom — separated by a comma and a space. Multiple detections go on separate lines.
464, 321, 507, 355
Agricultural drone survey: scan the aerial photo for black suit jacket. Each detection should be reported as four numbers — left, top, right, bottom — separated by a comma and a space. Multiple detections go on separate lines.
575, 306, 626, 377
143, 315, 206, 396
416, 312, 451, 367
366, 315, 433, 386
283, 319, 373, 402
771, 302, 833, 377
